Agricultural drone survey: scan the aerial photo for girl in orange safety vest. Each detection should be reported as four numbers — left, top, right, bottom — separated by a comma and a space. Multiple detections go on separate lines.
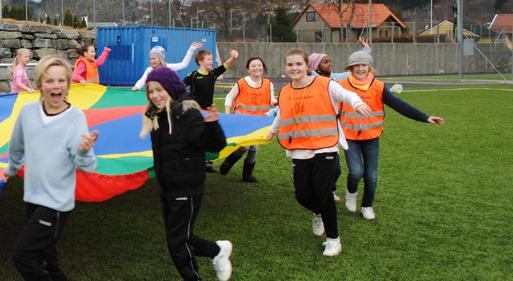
72, 44, 111, 84
339, 50, 444, 220
267, 48, 372, 257
220, 57, 277, 183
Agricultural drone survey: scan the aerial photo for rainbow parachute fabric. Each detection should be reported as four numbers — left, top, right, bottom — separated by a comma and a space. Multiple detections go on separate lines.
0, 84, 274, 201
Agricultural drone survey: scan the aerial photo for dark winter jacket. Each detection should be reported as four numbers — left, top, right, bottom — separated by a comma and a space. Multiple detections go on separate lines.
150, 100, 226, 197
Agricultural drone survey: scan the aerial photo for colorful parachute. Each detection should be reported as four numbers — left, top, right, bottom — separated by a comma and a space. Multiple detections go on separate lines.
0, 85, 274, 201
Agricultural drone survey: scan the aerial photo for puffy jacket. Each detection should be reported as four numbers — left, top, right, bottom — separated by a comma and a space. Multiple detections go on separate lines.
150, 100, 226, 197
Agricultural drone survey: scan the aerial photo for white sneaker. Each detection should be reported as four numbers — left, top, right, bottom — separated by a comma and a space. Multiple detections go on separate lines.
322, 237, 342, 256
361, 207, 376, 220
312, 214, 325, 236
345, 192, 357, 212
333, 192, 341, 204
212, 240, 233, 281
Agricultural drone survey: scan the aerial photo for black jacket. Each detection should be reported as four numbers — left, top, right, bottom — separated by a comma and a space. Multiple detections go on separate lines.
150, 101, 226, 197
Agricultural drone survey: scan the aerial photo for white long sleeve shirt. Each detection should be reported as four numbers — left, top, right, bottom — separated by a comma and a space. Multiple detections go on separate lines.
269, 80, 364, 159
133, 44, 198, 89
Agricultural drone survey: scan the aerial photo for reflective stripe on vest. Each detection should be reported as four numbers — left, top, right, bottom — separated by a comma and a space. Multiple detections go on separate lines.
339, 78, 385, 140
235, 104, 270, 112
74, 58, 99, 84
339, 121, 384, 131
277, 77, 339, 150
233, 78, 272, 115
280, 115, 337, 127
278, 128, 339, 140
340, 111, 384, 119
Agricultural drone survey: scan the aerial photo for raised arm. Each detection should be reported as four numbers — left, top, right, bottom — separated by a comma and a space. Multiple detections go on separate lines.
167, 42, 202, 71
95, 47, 111, 67
223, 49, 239, 69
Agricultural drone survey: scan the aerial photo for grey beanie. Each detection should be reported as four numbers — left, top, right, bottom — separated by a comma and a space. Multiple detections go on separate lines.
344, 50, 373, 70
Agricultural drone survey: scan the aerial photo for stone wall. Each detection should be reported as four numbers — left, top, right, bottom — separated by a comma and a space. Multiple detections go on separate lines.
0, 22, 95, 92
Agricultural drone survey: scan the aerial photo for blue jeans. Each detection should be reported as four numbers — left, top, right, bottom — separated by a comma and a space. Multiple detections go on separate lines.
343, 138, 380, 207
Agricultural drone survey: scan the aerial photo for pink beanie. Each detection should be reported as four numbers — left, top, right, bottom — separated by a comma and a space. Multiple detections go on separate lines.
308, 52, 328, 71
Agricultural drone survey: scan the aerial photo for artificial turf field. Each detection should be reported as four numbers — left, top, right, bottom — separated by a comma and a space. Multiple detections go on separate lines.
1, 84, 512, 281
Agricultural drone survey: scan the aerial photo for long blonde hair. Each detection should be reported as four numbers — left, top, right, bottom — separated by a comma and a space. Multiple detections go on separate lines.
9, 48, 31, 77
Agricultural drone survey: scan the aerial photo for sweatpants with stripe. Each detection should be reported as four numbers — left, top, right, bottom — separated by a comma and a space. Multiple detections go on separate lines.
161, 193, 221, 281
292, 152, 339, 239
12, 203, 70, 281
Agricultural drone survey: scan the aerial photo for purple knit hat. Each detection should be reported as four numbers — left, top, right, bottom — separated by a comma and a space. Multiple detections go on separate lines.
308, 52, 328, 71
146, 67, 186, 100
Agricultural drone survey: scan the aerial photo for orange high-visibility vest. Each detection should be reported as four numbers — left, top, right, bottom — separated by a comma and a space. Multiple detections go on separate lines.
278, 77, 339, 150
233, 78, 272, 115
339, 78, 385, 140
74, 57, 99, 84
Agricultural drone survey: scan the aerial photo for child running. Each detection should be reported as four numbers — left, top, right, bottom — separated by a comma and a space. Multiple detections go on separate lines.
140, 67, 232, 281
339, 50, 444, 220
131, 42, 203, 91
3, 55, 98, 280
220, 57, 277, 182
184, 48, 239, 173
267, 48, 372, 256
10, 48, 34, 93
72, 43, 111, 84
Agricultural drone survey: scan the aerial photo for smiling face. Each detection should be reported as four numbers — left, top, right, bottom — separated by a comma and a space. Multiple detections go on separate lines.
351, 64, 370, 81
247, 59, 265, 78
84, 46, 96, 61
146, 81, 171, 109
150, 54, 162, 68
285, 54, 308, 82
41, 65, 69, 112
199, 54, 213, 71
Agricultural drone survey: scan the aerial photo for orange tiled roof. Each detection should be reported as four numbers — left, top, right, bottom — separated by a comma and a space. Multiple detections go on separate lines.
490, 14, 513, 34
296, 3, 406, 29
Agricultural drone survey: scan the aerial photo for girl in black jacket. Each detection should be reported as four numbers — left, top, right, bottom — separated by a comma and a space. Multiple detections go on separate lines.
140, 67, 232, 281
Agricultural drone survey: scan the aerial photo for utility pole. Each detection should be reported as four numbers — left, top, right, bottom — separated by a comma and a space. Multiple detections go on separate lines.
168, 0, 172, 27
430, 0, 433, 29
368, 0, 372, 43
93, 0, 96, 27
122, 0, 125, 25
457, 0, 463, 81
25, 0, 28, 21
151, 0, 153, 26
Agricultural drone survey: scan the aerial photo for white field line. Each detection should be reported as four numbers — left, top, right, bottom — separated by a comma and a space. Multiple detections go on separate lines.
403, 87, 513, 93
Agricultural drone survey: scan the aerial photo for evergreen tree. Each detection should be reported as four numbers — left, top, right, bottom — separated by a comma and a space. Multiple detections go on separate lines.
271, 6, 296, 42
80, 17, 87, 28
53, 17, 59, 26
64, 9, 73, 26
46, 15, 52, 25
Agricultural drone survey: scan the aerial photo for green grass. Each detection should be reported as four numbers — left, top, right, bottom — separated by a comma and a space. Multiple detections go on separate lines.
381, 73, 513, 82
1, 84, 513, 280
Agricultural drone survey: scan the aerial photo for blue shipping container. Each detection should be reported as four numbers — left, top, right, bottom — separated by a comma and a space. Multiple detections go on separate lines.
96, 26, 217, 86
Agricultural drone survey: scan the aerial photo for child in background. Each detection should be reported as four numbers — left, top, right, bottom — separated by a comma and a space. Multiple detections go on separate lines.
267, 48, 371, 257
221, 57, 277, 182
3, 55, 98, 281
339, 50, 444, 220
72, 43, 111, 84
131, 42, 203, 91
140, 67, 232, 281
184, 48, 239, 173
10, 48, 34, 93
308, 37, 371, 82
